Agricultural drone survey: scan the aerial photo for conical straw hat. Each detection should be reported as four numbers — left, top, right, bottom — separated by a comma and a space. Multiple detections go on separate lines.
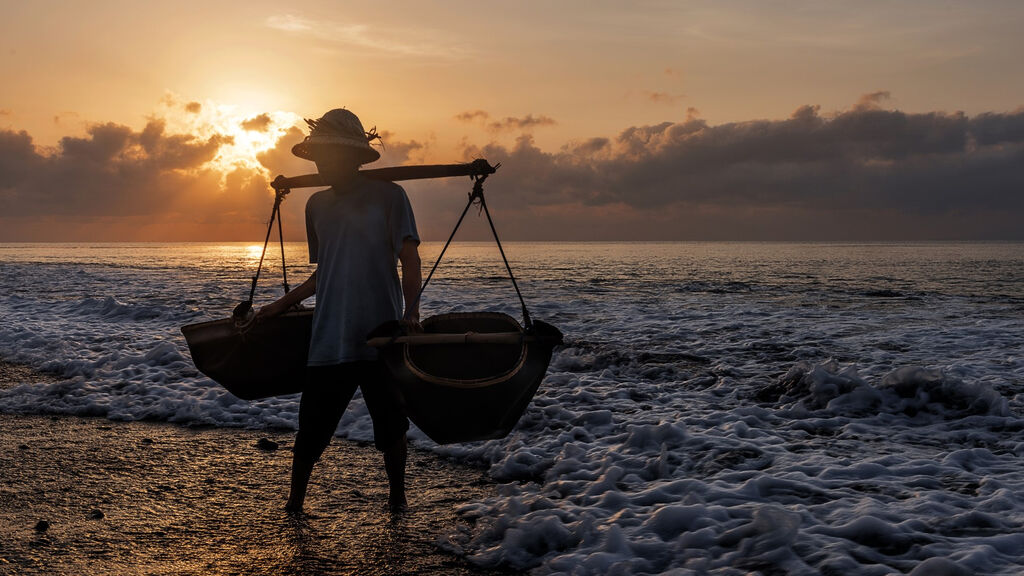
291, 108, 381, 165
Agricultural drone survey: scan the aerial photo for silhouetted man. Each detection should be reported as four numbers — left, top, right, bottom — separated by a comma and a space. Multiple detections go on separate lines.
258, 108, 421, 513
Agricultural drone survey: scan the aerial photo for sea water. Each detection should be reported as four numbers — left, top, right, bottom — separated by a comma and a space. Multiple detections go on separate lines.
1, 241, 1022, 575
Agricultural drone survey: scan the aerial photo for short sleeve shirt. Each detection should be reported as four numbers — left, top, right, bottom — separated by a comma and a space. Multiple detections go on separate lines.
305, 177, 419, 365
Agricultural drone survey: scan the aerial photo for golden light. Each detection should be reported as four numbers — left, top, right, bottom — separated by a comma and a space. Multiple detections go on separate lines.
244, 243, 266, 263
160, 95, 301, 175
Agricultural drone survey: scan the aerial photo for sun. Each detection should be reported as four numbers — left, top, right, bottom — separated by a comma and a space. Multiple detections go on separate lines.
204, 107, 300, 173
160, 95, 301, 174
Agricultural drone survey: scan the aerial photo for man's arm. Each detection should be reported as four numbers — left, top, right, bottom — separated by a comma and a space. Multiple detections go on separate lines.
398, 238, 421, 325
257, 270, 316, 319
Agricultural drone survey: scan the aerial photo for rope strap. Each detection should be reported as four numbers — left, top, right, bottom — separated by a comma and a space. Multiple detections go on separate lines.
411, 172, 533, 329
242, 188, 291, 315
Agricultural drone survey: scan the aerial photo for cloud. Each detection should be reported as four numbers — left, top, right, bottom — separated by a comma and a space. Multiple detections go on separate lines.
0, 97, 434, 241
454, 110, 557, 133
853, 91, 892, 112
375, 130, 427, 165
3, 94, 1023, 241
264, 14, 311, 33
265, 14, 467, 58
0, 129, 43, 188
241, 113, 272, 132
454, 110, 490, 124
256, 126, 308, 178
645, 91, 685, 105
185, 101, 202, 114
0, 118, 274, 240
494, 114, 557, 132
443, 95, 1024, 239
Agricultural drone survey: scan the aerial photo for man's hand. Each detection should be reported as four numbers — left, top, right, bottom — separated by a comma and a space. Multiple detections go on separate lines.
255, 271, 317, 322
256, 301, 287, 321
400, 316, 423, 333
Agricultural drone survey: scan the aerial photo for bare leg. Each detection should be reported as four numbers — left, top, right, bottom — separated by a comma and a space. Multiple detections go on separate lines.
361, 361, 410, 513
286, 453, 316, 513
383, 432, 408, 512
287, 365, 358, 514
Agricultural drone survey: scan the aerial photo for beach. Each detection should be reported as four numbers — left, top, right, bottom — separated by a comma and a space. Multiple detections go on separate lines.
2, 241, 1023, 574
1, 365, 516, 576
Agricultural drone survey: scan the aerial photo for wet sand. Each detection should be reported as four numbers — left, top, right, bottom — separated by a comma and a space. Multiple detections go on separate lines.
0, 363, 519, 576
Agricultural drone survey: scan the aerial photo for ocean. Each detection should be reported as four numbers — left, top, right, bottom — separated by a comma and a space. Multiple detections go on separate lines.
1, 241, 1022, 574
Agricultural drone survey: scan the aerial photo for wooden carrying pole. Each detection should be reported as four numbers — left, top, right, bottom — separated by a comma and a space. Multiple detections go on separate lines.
271, 159, 497, 190
366, 331, 531, 348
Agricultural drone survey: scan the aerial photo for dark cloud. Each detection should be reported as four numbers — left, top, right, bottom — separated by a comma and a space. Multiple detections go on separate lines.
185, 101, 202, 114
454, 110, 490, 123
375, 130, 425, 165
0, 129, 43, 187
454, 110, 557, 133
645, 91, 684, 104
256, 126, 308, 178
241, 113, 272, 132
489, 114, 557, 132
572, 137, 610, 156
969, 107, 1024, 145
448, 96, 1024, 239
0, 119, 267, 240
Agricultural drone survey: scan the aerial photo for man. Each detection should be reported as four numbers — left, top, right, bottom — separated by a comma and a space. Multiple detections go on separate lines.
257, 108, 421, 513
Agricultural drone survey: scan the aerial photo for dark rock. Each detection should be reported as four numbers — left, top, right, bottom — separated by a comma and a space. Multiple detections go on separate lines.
256, 438, 279, 451
87, 509, 105, 520
863, 289, 902, 298
34, 520, 49, 532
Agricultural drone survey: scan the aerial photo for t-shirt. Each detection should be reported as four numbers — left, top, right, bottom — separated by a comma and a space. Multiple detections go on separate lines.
305, 176, 419, 365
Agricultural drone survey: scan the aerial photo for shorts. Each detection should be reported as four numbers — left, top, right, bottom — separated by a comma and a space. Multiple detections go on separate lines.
293, 360, 409, 460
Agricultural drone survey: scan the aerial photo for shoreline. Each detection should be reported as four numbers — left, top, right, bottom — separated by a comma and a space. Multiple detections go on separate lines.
0, 360, 59, 390
0, 362, 518, 576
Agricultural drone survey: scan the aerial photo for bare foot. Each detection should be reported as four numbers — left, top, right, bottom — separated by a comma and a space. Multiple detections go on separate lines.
388, 492, 408, 514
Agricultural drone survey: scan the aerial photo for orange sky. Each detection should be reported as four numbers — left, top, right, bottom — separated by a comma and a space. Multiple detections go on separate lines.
2, 1, 1024, 240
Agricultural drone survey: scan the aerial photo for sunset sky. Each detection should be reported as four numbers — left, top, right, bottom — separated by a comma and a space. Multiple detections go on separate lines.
2, 1, 1023, 241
